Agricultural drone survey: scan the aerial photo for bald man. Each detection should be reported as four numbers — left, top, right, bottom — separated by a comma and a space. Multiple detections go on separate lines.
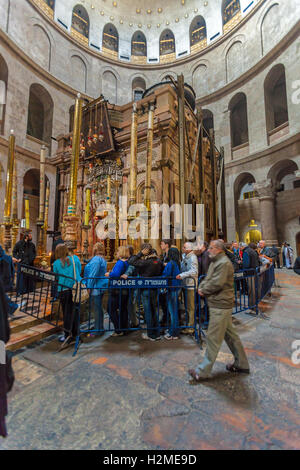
189, 240, 249, 381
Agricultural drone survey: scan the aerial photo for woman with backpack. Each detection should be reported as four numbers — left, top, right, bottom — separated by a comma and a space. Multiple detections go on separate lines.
161, 247, 182, 340
53, 244, 81, 345
105, 246, 130, 336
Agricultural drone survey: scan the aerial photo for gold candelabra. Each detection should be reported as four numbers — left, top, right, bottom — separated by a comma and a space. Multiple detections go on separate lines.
3, 130, 16, 253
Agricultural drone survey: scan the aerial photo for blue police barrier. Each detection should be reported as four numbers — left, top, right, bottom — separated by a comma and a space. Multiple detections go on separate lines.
72, 276, 200, 355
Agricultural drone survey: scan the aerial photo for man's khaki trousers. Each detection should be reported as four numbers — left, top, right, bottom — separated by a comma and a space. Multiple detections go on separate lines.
184, 288, 195, 327
196, 307, 249, 375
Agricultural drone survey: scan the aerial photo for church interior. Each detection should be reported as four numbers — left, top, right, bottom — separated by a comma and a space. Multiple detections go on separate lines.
0, 0, 300, 452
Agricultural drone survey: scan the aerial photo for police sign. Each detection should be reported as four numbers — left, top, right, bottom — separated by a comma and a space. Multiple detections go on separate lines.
109, 278, 168, 288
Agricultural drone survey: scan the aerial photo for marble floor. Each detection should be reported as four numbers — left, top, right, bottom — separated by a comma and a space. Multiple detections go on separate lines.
1, 269, 300, 450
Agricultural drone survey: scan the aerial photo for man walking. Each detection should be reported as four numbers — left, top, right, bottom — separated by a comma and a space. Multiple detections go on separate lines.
188, 240, 249, 381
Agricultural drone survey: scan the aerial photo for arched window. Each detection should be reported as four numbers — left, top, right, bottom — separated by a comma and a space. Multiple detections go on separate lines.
267, 160, 298, 191
132, 77, 146, 102
0, 54, 8, 135
203, 109, 214, 134
102, 71, 117, 103
264, 64, 289, 143
131, 31, 147, 64
190, 16, 207, 53
45, 0, 55, 10
71, 4, 89, 41
229, 93, 249, 151
102, 24, 119, 58
159, 29, 175, 63
69, 105, 75, 133
26, 84, 53, 147
40, 0, 55, 18
222, 0, 241, 33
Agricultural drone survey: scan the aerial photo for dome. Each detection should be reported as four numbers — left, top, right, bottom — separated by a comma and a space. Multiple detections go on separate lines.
35, 0, 257, 65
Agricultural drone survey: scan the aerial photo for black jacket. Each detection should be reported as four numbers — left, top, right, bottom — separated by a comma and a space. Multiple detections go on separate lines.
225, 249, 240, 272
294, 257, 300, 275
0, 279, 14, 438
13, 240, 36, 265
242, 247, 260, 272
129, 252, 164, 277
0, 246, 14, 292
197, 250, 211, 277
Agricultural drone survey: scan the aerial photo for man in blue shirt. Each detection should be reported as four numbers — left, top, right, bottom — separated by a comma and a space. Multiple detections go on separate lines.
84, 243, 108, 335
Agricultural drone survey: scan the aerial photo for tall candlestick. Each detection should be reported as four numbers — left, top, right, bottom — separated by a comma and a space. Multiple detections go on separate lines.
4, 130, 15, 223
37, 145, 47, 255
11, 159, 19, 250
129, 103, 138, 207
145, 102, 155, 212
24, 197, 30, 229
43, 181, 50, 252
107, 175, 111, 203
68, 93, 83, 216
11, 159, 18, 222
84, 187, 91, 226
38, 145, 46, 222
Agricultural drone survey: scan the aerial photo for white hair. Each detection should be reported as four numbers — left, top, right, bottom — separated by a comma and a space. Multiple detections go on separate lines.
211, 240, 225, 251
184, 242, 197, 251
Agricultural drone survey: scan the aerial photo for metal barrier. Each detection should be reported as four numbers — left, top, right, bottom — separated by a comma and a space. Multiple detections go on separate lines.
15, 264, 79, 340
74, 276, 200, 355
197, 265, 275, 331
9, 263, 275, 354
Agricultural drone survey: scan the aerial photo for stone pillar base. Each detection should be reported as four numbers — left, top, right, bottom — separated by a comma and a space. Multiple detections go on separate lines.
4, 222, 12, 254
63, 214, 80, 251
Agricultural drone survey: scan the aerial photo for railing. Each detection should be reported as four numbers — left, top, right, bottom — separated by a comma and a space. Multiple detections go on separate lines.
13, 264, 78, 340
12, 264, 275, 355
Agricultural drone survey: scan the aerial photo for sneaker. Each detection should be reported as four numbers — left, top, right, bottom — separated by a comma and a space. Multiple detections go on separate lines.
141, 333, 161, 341
58, 335, 67, 343
60, 336, 76, 348
164, 334, 179, 340
188, 369, 211, 381
181, 328, 194, 335
111, 332, 124, 337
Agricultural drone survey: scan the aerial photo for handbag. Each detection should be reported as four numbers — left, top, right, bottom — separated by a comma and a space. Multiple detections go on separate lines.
71, 256, 89, 303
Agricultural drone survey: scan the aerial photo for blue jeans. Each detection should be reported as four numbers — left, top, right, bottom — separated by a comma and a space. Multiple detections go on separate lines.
90, 294, 104, 333
141, 289, 159, 339
167, 290, 180, 337
128, 289, 138, 327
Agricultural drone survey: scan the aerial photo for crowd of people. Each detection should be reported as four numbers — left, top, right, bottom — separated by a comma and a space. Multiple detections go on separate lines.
48, 237, 298, 347
0, 233, 299, 354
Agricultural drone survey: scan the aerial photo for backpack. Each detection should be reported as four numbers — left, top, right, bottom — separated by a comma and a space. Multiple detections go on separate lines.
0, 258, 13, 292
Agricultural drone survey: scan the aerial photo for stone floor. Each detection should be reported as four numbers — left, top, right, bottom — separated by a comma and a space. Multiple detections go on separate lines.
1, 269, 300, 450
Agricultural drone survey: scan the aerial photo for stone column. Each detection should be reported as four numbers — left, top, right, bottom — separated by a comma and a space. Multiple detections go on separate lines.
253, 179, 278, 245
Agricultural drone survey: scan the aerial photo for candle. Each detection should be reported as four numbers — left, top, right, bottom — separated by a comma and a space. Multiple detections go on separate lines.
39, 145, 46, 222
107, 175, 111, 204
25, 197, 30, 229
85, 187, 91, 226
